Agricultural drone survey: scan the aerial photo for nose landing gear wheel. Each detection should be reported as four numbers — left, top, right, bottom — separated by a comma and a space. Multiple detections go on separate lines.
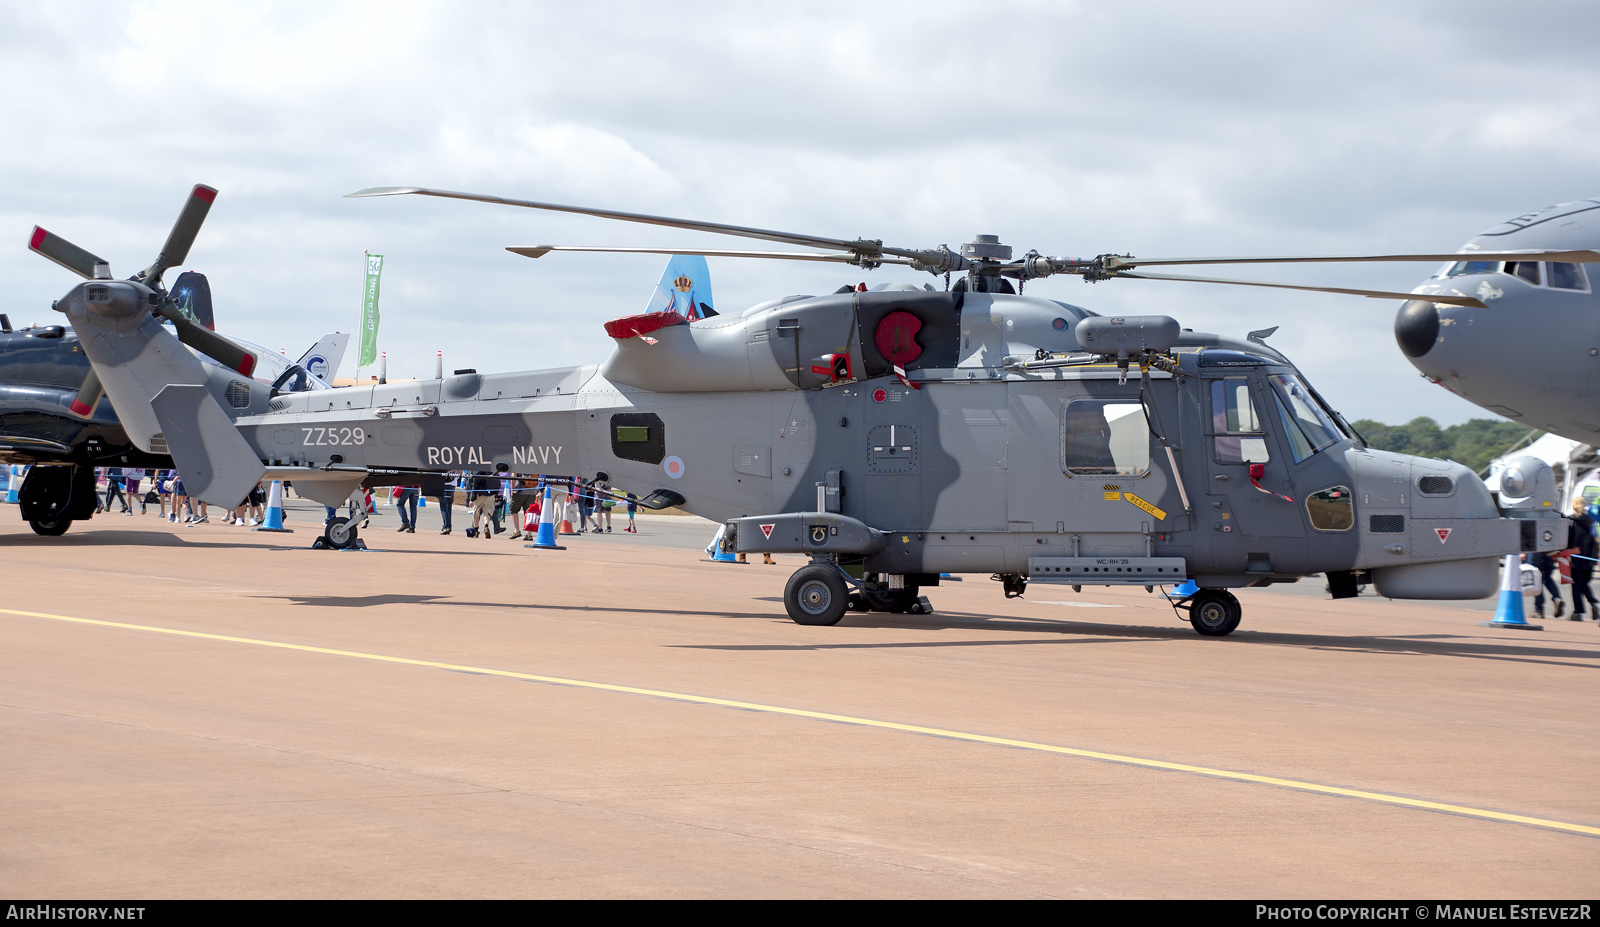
1187, 589, 1242, 636
784, 564, 849, 626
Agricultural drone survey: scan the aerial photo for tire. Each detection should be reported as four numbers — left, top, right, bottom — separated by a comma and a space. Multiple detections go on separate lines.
784, 565, 849, 626
28, 517, 70, 537
1188, 589, 1241, 637
324, 516, 360, 550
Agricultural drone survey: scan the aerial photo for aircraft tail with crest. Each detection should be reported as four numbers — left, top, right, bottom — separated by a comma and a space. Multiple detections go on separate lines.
645, 254, 715, 319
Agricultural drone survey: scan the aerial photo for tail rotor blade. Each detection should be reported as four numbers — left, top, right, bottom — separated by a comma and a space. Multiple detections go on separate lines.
143, 184, 217, 286
29, 227, 109, 279
154, 302, 256, 376
68, 368, 103, 418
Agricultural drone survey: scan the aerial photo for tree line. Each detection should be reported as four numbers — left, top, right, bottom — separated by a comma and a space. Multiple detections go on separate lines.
1347, 417, 1536, 474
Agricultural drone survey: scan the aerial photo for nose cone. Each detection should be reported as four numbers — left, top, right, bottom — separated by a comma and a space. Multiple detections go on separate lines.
1394, 299, 1439, 358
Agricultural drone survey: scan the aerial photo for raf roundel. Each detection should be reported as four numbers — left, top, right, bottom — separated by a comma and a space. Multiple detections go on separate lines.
663, 455, 685, 479
872, 388, 887, 403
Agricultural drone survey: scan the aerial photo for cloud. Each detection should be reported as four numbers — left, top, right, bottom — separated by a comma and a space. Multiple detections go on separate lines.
2, 0, 1597, 428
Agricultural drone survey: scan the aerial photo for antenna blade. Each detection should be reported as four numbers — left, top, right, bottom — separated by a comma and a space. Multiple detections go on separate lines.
29, 227, 107, 279
1116, 249, 1600, 268
1116, 270, 1487, 308
351, 185, 898, 257
506, 245, 906, 264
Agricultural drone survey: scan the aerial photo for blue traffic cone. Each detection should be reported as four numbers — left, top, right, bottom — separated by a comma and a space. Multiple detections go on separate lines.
525, 482, 565, 550
255, 480, 293, 533
705, 525, 739, 562
1482, 554, 1542, 630
5, 466, 21, 503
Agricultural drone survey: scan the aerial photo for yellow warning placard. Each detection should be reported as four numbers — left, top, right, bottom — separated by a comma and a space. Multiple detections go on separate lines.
1121, 492, 1167, 521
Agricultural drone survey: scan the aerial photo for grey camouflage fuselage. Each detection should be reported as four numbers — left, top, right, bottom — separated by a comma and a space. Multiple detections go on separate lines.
139, 286, 1551, 599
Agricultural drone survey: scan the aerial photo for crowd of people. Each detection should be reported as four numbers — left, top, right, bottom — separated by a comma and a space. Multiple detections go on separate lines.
299, 470, 640, 540
79, 466, 644, 539
93, 467, 266, 526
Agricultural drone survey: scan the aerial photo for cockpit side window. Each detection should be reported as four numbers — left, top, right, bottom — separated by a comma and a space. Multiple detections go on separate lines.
1062, 399, 1149, 477
1210, 377, 1269, 465
1443, 260, 1501, 278
1269, 374, 1341, 463
1547, 262, 1590, 291
1507, 261, 1540, 285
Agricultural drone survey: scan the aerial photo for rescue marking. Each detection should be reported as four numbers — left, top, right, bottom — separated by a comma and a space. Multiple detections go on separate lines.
1122, 492, 1167, 521
4, 605, 1597, 839
759, 523, 775, 539
1107, 491, 1167, 521
1436, 528, 1453, 544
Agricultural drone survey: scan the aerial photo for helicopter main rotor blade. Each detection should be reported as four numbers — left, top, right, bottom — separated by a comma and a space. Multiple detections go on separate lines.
28, 227, 109, 279
349, 186, 924, 261
1108, 249, 1600, 270
153, 301, 257, 375
139, 184, 218, 287
1115, 270, 1488, 309
508, 245, 916, 266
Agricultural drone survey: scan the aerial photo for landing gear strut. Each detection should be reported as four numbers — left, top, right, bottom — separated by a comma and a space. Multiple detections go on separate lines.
1186, 589, 1242, 637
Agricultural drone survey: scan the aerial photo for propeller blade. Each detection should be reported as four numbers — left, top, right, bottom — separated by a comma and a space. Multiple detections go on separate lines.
1110, 249, 1600, 270
140, 184, 217, 287
1114, 270, 1488, 308
28, 227, 109, 279
68, 368, 103, 418
507, 245, 914, 266
350, 186, 919, 260
154, 301, 257, 376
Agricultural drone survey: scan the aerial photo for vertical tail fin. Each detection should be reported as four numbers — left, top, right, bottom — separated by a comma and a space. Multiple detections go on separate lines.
645, 254, 715, 319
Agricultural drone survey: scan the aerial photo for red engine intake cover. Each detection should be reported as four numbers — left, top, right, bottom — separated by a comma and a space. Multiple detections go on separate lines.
603, 310, 688, 340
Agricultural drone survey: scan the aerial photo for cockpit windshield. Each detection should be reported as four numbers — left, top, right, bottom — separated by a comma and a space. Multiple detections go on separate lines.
270, 364, 330, 395
1269, 374, 1342, 463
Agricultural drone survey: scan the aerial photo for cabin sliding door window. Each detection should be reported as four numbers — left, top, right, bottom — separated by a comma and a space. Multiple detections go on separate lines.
1062, 400, 1150, 477
1210, 378, 1269, 465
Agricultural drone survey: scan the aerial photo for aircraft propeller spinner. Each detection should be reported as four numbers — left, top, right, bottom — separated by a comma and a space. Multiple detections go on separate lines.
29, 184, 255, 417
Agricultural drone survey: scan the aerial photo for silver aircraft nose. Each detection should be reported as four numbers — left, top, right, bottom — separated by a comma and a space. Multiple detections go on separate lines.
1394, 299, 1439, 358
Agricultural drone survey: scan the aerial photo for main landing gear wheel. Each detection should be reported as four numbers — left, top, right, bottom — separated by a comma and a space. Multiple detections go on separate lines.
28, 516, 69, 537
322, 515, 361, 550
784, 564, 848, 626
1187, 589, 1242, 637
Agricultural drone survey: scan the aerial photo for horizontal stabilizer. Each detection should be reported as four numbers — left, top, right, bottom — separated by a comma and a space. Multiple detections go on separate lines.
151, 384, 265, 508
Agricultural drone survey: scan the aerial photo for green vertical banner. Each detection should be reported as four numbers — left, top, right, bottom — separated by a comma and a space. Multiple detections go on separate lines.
359, 252, 384, 369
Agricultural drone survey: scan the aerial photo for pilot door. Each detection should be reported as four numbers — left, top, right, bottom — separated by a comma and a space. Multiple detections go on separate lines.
1007, 380, 1177, 545
1203, 372, 1308, 578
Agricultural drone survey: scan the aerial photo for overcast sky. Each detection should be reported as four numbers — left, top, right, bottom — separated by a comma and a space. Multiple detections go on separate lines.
3, 0, 1596, 426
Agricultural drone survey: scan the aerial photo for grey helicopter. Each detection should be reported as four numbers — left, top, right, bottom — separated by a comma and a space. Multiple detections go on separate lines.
1397, 196, 1600, 446
28, 184, 1587, 635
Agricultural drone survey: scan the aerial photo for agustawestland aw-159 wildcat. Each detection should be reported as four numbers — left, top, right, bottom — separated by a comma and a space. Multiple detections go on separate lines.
28, 184, 1593, 634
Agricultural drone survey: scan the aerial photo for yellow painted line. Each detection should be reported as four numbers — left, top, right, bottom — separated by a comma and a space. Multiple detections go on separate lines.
5, 605, 1597, 838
